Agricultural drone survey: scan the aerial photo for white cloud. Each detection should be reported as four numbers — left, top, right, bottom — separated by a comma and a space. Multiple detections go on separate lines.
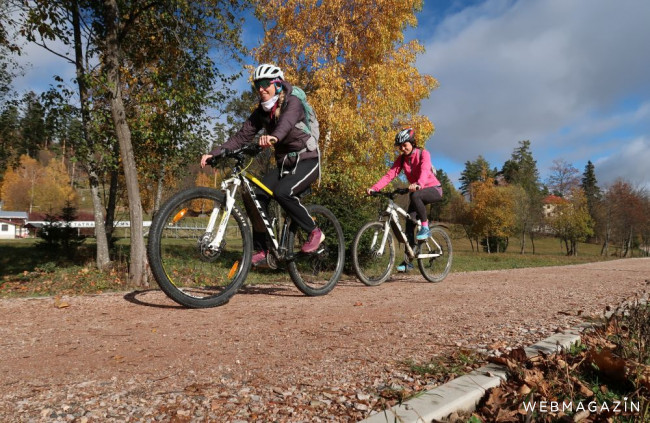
595, 137, 650, 189
417, 0, 650, 187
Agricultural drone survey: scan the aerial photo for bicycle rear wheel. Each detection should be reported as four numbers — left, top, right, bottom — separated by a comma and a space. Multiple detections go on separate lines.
352, 221, 395, 286
287, 205, 345, 296
417, 226, 452, 283
147, 187, 252, 308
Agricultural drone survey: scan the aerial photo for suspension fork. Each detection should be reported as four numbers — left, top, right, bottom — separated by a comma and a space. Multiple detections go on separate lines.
207, 177, 240, 250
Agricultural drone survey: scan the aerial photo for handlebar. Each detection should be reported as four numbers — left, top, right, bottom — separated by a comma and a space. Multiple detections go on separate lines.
369, 188, 411, 199
206, 143, 262, 167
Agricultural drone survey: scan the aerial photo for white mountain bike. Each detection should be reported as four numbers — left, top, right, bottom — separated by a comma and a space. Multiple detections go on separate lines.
147, 144, 345, 308
351, 188, 453, 285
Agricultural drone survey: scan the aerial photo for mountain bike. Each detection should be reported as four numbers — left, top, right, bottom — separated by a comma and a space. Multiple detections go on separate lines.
351, 188, 452, 285
147, 144, 345, 308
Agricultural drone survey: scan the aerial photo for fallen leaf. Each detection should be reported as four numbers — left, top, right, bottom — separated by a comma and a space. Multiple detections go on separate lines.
354, 301, 363, 306
517, 384, 531, 396
588, 347, 627, 382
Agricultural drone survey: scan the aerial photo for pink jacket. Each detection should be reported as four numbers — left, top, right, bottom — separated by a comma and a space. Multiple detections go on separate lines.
371, 148, 441, 192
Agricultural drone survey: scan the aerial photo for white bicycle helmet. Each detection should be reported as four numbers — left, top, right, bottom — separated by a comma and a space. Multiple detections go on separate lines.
394, 128, 415, 146
254, 64, 284, 81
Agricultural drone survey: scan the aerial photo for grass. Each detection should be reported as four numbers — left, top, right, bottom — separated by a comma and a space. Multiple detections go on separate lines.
448, 230, 620, 273
0, 229, 644, 299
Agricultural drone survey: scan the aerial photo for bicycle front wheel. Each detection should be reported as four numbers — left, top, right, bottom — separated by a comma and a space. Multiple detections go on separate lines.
352, 221, 395, 286
417, 226, 452, 283
147, 187, 252, 308
287, 205, 345, 296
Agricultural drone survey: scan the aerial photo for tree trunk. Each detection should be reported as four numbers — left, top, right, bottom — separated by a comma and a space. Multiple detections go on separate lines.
153, 160, 166, 215
72, 0, 111, 270
623, 227, 633, 258
463, 226, 474, 252
529, 231, 536, 254
601, 220, 610, 256
104, 163, 119, 246
519, 227, 525, 254
103, 0, 148, 287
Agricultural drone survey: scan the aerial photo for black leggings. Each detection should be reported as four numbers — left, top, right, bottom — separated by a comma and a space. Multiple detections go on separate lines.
247, 158, 319, 251
405, 186, 443, 247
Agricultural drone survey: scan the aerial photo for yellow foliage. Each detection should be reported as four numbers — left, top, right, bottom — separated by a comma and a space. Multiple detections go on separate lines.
254, 0, 438, 195
467, 178, 517, 238
0, 155, 76, 213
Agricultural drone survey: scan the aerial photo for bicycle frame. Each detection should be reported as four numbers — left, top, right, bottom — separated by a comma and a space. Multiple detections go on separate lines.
206, 153, 291, 263
375, 192, 445, 261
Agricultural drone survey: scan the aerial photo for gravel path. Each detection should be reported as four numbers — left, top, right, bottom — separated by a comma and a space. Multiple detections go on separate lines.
1, 258, 648, 422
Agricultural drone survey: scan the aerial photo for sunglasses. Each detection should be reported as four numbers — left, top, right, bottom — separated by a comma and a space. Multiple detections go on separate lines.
254, 79, 274, 90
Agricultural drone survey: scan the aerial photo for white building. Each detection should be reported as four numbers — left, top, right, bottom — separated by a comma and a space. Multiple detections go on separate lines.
0, 211, 29, 239
0, 219, 21, 239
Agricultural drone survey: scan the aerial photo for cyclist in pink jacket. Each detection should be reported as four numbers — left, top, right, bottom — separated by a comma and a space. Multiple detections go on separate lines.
366, 128, 443, 272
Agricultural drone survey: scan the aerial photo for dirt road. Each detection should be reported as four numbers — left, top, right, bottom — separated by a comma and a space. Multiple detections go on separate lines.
1, 258, 648, 421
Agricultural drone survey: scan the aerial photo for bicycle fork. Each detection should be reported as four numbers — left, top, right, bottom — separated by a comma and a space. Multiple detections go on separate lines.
204, 177, 240, 251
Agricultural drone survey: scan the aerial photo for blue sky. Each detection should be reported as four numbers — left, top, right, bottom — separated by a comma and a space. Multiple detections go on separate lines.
412, 0, 650, 190
10, 0, 650, 190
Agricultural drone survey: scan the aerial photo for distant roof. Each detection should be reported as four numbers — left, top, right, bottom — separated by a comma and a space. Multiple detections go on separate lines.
0, 211, 28, 219
543, 195, 569, 204
0, 219, 17, 225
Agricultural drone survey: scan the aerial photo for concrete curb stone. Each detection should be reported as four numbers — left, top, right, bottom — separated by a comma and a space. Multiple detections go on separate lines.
361, 297, 647, 423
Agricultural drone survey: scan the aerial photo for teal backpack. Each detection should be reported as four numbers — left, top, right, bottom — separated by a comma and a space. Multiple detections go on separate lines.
290, 86, 321, 183
291, 87, 320, 152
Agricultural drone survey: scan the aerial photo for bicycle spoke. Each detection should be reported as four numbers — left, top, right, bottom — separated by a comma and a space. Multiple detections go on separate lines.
148, 187, 251, 308
417, 226, 452, 283
352, 221, 395, 286
288, 205, 344, 296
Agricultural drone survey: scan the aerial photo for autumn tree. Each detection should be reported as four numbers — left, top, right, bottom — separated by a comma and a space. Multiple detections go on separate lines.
459, 155, 496, 200
0, 0, 20, 102
1, 154, 75, 213
547, 187, 594, 256
501, 140, 542, 253
19, 0, 119, 270
19, 0, 249, 285
600, 180, 646, 257
466, 176, 516, 253
254, 0, 438, 196
546, 158, 580, 198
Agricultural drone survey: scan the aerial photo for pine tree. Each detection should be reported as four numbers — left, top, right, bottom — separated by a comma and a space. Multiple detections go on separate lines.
581, 160, 600, 218
459, 156, 495, 199
501, 140, 540, 196
429, 168, 453, 221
